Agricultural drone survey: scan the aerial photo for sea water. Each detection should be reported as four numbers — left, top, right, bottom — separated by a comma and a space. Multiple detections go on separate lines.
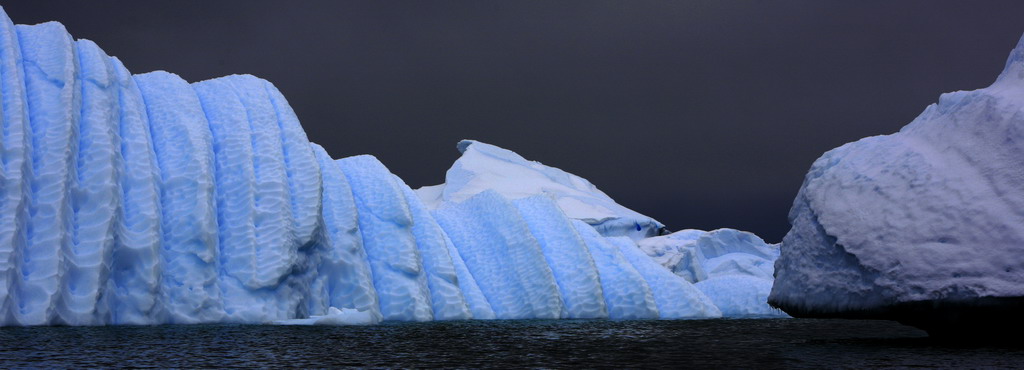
0, 319, 1021, 368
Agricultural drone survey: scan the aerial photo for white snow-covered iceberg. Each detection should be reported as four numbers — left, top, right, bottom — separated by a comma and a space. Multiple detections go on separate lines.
0, 7, 775, 326
417, 140, 665, 240
769, 34, 1024, 335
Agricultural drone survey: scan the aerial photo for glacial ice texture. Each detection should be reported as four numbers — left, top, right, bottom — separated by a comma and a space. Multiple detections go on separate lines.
0, 7, 777, 326
769, 34, 1024, 330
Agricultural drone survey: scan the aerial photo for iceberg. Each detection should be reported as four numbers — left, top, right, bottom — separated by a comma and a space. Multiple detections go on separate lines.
769, 34, 1024, 335
417, 140, 665, 240
0, 7, 776, 326
637, 229, 786, 317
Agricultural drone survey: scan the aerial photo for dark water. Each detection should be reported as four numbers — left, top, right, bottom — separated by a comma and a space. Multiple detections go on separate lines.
1, 318, 1021, 368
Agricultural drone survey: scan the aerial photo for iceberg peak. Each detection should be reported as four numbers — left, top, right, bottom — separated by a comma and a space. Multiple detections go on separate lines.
421, 139, 664, 240
996, 33, 1024, 84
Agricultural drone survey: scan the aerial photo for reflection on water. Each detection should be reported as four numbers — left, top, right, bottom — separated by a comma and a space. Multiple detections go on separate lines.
0, 318, 1020, 368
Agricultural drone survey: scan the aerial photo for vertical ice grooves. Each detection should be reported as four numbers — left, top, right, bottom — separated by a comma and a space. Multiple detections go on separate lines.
612, 236, 721, 319
14, 22, 78, 326
439, 227, 495, 319
0, 6, 749, 326
398, 179, 471, 320
337, 155, 433, 322
223, 75, 291, 289
0, 9, 30, 326
192, 78, 260, 322
433, 190, 564, 320
134, 71, 223, 324
513, 195, 607, 319
108, 57, 163, 325
311, 144, 380, 320
573, 220, 659, 319
60, 39, 120, 325
264, 82, 321, 247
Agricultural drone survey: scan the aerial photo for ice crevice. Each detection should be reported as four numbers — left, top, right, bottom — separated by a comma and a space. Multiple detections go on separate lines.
0, 6, 786, 326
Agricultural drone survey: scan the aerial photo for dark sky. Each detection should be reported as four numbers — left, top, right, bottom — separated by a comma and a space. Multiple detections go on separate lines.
5, 1, 1024, 242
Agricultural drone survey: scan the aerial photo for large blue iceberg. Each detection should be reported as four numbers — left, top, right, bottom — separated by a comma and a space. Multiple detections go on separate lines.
0, 8, 781, 326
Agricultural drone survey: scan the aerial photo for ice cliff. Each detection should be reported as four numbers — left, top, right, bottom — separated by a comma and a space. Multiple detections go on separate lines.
769, 34, 1024, 335
0, 8, 780, 326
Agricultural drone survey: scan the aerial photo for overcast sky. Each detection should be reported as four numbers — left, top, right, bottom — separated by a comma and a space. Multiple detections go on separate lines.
6, 1, 1024, 242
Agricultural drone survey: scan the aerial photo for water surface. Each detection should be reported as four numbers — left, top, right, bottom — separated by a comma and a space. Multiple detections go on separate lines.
1, 318, 1020, 368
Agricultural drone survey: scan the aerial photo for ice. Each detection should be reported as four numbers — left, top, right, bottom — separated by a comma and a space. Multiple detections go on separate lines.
512, 195, 607, 319
310, 144, 380, 321
274, 306, 380, 326
265, 81, 321, 249
433, 190, 564, 319
696, 276, 782, 317
396, 177, 472, 320
61, 39, 121, 325
611, 237, 721, 319
193, 78, 257, 322
107, 57, 162, 325
572, 220, 659, 319
769, 34, 1024, 331
220, 75, 296, 293
418, 140, 664, 240
135, 71, 224, 324
16, 22, 78, 326
637, 229, 785, 317
0, 8, 28, 327
336, 155, 432, 322
638, 229, 779, 282
0, 6, 783, 326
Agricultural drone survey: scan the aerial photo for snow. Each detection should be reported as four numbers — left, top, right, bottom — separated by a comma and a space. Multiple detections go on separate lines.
0, 7, 782, 326
769, 34, 1024, 317
417, 140, 664, 240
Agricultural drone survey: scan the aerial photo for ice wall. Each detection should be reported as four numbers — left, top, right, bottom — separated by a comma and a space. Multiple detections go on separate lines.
769, 33, 1024, 333
0, 7, 775, 326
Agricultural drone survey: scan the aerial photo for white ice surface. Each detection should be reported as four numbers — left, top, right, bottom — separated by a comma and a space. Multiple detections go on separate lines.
638, 229, 779, 283
417, 140, 663, 240
770, 34, 1024, 314
274, 306, 380, 326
